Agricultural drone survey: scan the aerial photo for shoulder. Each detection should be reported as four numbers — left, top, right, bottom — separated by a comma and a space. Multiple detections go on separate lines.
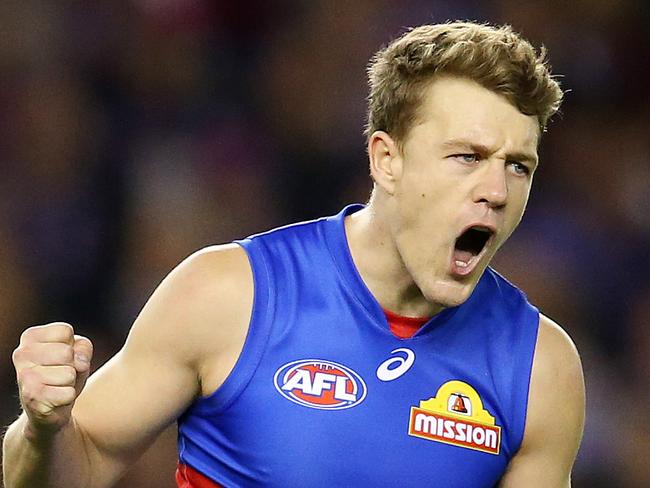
527, 314, 585, 446
530, 314, 585, 417
499, 314, 585, 486
126, 244, 254, 391
528, 314, 585, 438
167, 244, 253, 307
140, 243, 252, 329
536, 314, 583, 369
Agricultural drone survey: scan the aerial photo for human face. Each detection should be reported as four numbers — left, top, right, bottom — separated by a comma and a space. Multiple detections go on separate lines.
387, 76, 539, 308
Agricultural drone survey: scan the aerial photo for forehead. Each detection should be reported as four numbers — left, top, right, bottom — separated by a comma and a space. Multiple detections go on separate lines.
412, 76, 540, 153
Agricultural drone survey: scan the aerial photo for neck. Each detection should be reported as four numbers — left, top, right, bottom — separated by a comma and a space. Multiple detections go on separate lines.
345, 204, 444, 318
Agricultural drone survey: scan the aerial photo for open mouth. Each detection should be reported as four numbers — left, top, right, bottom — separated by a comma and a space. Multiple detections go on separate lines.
451, 226, 494, 276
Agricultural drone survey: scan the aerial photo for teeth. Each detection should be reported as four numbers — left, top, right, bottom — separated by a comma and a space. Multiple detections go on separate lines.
455, 260, 468, 268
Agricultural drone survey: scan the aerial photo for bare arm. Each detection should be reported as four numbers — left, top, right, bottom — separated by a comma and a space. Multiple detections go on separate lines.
3, 244, 253, 488
499, 314, 586, 487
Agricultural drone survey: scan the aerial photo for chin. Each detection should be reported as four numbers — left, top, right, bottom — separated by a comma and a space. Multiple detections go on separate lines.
425, 277, 478, 309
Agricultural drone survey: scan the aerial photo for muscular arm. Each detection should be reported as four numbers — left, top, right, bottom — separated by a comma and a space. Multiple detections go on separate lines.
3, 244, 252, 488
499, 314, 586, 487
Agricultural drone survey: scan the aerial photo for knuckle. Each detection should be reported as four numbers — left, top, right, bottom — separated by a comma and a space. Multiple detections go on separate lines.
62, 345, 75, 364
56, 387, 76, 406
14, 343, 37, 365
12, 346, 25, 365
65, 387, 77, 403
20, 381, 40, 404
19, 327, 36, 344
55, 322, 75, 338
21, 323, 74, 345
20, 384, 34, 403
19, 368, 38, 389
35, 381, 47, 399
63, 366, 77, 384
50, 344, 73, 365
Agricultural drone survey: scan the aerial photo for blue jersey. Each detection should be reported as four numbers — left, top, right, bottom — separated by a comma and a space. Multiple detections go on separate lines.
177, 205, 540, 487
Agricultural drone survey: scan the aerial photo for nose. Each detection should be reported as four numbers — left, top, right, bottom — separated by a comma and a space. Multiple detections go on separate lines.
472, 159, 508, 208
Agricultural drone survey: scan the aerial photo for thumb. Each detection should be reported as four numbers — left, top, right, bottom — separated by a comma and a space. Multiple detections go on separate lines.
72, 335, 94, 395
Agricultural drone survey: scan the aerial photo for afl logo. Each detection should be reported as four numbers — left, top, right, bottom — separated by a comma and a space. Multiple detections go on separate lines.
273, 359, 367, 410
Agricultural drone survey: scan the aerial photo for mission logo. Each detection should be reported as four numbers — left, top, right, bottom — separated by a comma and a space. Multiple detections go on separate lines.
273, 359, 367, 410
408, 380, 502, 455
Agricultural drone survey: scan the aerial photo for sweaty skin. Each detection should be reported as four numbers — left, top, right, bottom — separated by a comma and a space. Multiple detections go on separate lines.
3, 76, 584, 488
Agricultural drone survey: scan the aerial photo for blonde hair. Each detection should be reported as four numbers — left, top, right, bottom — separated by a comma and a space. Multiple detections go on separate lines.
366, 21, 563, 144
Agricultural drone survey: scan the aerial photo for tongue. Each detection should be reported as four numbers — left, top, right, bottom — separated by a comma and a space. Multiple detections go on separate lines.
453, 249, 474, 264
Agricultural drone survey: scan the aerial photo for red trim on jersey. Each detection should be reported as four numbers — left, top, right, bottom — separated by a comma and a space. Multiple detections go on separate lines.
176, 462, 222, 488
384, 308, 430, 339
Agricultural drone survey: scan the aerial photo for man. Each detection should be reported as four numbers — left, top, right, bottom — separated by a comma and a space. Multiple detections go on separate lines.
3, 21, 584, 487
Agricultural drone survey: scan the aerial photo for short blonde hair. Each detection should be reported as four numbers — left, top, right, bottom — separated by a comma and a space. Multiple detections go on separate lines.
366, 21, 563, 145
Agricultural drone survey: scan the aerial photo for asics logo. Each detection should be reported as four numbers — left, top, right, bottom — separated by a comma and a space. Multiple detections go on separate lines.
376, 348, 415, 381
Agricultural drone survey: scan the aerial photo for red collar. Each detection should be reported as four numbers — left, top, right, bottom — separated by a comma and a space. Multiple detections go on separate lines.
383, 308, 430, 339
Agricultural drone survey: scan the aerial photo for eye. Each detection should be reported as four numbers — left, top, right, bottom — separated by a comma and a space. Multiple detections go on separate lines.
451, 153, 480, 164
508, 161, 530, 176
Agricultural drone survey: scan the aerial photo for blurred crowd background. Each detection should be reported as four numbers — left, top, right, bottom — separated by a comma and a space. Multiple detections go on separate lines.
1, 1, 648, 486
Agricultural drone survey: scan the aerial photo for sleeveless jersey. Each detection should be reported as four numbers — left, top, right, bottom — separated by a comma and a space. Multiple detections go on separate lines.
176, 205, 540, 487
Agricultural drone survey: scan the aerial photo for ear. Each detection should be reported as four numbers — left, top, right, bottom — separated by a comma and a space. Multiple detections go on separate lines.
367, 131, 402, 195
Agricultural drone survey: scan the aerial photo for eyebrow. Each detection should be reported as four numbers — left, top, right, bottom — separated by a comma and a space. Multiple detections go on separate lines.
441, 139, 539, 166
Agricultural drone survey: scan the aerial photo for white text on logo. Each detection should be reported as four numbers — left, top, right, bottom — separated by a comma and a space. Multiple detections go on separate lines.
281, 369, 356, 401
273, 359, 367, 410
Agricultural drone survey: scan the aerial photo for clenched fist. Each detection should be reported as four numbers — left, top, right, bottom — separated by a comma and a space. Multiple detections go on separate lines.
12, 323, 93, 436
